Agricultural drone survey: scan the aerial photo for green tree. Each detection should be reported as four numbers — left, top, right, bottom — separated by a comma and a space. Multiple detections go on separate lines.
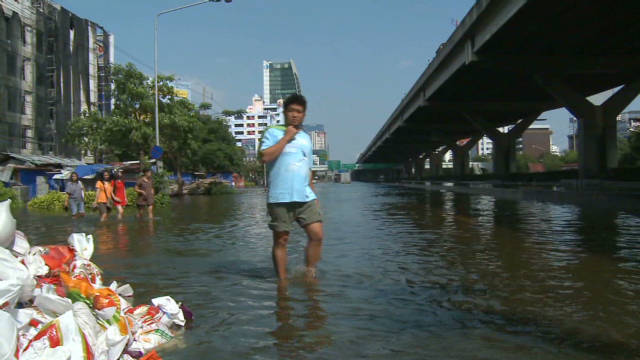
194, 114, 244, 172
540, 153, 563, 171
515, 153, 536, 173
159, 101, 202, 194
619, 132, 640, 167
101, 115, 154, 162
221, 109, 246, 117
560, 150, 578, 164
198, 102, 212, 112
66, 111, 106, 162
240, 160, 264, 184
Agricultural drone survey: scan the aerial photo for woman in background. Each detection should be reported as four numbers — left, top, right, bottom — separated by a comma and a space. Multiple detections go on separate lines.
65, 172, 85, 218
93, 170, 119, 222
112, 169, 128, 220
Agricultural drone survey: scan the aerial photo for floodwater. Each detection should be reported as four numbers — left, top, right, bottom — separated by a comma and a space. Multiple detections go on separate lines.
13, 182, 640, 359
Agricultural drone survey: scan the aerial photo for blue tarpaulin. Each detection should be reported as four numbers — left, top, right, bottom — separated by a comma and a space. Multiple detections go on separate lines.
74, 164, 111, 178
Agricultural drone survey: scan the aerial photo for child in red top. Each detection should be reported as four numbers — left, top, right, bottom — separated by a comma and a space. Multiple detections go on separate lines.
112, 169, 128, 220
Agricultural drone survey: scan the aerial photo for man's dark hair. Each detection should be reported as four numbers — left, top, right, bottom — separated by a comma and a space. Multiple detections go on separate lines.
142, 168, 152, 174
283, 94, 307, 111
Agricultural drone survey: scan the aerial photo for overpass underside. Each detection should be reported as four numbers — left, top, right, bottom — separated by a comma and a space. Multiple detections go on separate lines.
359, 0, 640, 179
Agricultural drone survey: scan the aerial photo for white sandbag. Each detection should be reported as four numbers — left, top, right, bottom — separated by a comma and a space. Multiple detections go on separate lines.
21, 310, 94, 360
105, 325, 128, 360
7, 306, 53, 330
33, 285, 73, 316
67, 233, 94, 260
11, 231, 29, 257
22, 347, 71, 360
0, 247, 35, 303
23, 248, 48, 278
117, 284, 134, 297
0, 199, 16, 250
0, 310, 18, 360
73, 302, 108, 360
0, 280, 21, 310
151, 296, 185, 327
70, 259, 102, 288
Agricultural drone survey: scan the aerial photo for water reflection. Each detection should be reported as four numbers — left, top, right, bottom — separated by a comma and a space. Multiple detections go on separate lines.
576, 207, 619, 255
271, 280, 331, 358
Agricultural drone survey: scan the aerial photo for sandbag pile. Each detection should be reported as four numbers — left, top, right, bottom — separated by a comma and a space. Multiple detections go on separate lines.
0, 231, 191, 360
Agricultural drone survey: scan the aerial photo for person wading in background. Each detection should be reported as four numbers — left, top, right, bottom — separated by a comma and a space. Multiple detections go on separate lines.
94, 170, 120, 222
65, 172, 85, 218
112, 169, 128, 220
259, 94, 324, 281
135, 169, 155, 220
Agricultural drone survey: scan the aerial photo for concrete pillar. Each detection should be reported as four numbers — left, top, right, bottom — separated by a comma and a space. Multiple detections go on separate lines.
451, 147, 469, 176
463, 113, 539, 176
450, 136, 480, 177
538, 77, 640, 178
429, 147, 447, 176
403, 160, 413, 179
414, 156, 426, 179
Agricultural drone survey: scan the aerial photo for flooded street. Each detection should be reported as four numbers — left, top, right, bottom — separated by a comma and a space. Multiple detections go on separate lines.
13, 182, 640, 359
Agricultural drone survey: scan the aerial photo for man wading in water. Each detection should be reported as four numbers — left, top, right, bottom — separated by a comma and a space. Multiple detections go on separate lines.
259, 94, 324, 281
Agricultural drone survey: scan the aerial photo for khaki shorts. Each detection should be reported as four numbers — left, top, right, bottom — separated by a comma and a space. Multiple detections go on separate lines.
267, 200, 323, 232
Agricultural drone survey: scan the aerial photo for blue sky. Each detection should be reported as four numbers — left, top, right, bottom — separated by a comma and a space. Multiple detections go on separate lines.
56, 0, 640, 162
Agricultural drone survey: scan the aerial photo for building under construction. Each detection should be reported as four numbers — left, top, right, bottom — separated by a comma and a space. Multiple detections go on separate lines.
0, 0, 114, 157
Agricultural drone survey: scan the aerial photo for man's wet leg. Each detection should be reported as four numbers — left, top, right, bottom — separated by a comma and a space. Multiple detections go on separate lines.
272, 231, 290, 280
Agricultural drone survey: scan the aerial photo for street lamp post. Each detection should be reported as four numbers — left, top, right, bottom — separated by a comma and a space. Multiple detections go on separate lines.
154, 0, 231, 147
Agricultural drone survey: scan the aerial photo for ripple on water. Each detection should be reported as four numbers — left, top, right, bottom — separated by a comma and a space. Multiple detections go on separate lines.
12, 184, 640, 359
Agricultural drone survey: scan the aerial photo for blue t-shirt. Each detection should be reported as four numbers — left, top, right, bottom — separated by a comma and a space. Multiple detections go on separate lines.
260, 126, 317, 203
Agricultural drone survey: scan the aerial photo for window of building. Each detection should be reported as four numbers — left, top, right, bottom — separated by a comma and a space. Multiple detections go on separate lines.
258, 123, 268, 127
258, 115, 267, 119
246, 115, 255, 120
234, 123, 244, 127
234, 131, 244, 135
247, 131, 255, 135
258, 131, 264, 135
247, 123, 255, 128
21, 126, 32, 150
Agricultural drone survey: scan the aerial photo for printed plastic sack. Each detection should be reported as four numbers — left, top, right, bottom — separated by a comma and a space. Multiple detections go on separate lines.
151, 296, 185, 327
125, 305, 164, 330
0, 247, 35, 304
68, 234, 95, 260
21, 310, 94, 360
109, 281, 134, 298
8, 306, 54, 354
40, 245, 76, 273
60, 273, 130, 336
33, 284, 73, 316
11, 230, 30, 257
0, 280, 21, 311
70, 259, 103, 288
0, 310, 18, 360
73, 302, 108, 360
128, 322, 173, 354
24, 248, 49, 277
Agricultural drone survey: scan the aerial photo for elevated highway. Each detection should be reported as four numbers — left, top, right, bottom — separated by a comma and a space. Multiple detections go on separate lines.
358, 0, 640, 178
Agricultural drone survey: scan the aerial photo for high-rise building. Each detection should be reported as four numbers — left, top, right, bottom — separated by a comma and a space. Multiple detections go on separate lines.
0, 0, 114, 157
311, 130, 327, 151
263, 59, 301, 105
226, 94, 284, 160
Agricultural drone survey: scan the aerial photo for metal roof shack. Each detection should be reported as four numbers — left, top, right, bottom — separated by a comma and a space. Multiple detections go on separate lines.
0, 153, 85, 169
